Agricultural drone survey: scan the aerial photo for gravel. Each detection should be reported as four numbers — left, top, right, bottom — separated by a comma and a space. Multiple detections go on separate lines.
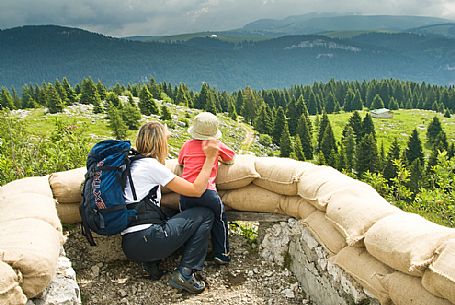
64, 225, 311, 305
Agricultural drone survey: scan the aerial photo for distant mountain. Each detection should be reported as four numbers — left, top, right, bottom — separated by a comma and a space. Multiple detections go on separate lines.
2, 24, 455, 91
241, 14, 453, 35
408, 23, 455, 38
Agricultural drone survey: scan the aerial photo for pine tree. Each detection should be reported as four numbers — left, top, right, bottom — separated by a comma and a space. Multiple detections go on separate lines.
355, 134, 378, 178
107, 106, 128, 139
272, 107, 286, 145
139, 86, 160, 116
96, 81, 107, 100
46, 84, 64, 114
105, 92, 121, 108
409, 159, 423, 195
80, 78, 99, 105
121, 103, 142, 130
296, 114, 313, 160
383, 138, 401, 182
161, 105, 172, 120
280, 122, 293, 158
21, 85, 37, 108
370, 94, 385, 110
294, 135, 305, 161
325, 92, 337, 114
320, 123, 337, 167
0, 87, 15, 109
317, 113, 330, 152
255, 105, 272, 135
62, 77, 77, 105
242, 86, 259, 124
362, 113, 376, 139
228, 100, 238, 121
347, 111, 363, 144
341, 125, 356, 172
343, 89, 355, 112
404, 129, 424, 165
426, 117, 444, 147
55, 80, 68, 106
444, 109, 451, 118
388, 96, 399, 110
351, 89, 364, 111
307, 91, 318, 115
235, 91, 244, 116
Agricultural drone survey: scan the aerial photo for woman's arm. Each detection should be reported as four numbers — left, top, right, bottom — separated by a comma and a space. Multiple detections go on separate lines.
165, 139, 218, 197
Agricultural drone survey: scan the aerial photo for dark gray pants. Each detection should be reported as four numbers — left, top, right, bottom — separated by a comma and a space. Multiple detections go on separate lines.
122, 207, 214, 271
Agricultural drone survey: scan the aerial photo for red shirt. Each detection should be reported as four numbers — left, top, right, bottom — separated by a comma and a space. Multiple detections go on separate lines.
178, 139, 236, 190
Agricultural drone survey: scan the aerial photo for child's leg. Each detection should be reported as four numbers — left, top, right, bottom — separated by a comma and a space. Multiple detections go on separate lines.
179, 190, 230, 257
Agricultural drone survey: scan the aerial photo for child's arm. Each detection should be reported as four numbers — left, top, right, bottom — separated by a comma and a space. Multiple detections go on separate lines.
218, 141, 236, 165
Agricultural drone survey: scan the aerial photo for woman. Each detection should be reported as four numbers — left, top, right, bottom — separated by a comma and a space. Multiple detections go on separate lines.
121, 121, 219, 294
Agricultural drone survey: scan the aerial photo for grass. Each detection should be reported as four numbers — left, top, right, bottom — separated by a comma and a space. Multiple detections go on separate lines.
318, 109, 455, 156
17, 102, 247, 159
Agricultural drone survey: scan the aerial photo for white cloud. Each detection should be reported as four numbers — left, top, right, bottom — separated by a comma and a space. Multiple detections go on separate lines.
0, 0, 454, 36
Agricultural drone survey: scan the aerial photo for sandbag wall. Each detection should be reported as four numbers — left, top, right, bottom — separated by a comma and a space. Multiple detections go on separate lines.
0, 177, 65, 305
48, 155, 455, 305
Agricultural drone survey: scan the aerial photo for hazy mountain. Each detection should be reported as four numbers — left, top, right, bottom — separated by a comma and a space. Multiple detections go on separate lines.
1, 24, 455, 91
408, 23, 455, 39
241, 14, 453, 35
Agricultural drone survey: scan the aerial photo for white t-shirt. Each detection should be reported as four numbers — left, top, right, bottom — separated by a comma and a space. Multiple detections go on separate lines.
121, 157, 175, 235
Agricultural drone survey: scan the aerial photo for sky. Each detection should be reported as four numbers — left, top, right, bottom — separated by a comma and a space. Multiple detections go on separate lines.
1, 0, 455, 37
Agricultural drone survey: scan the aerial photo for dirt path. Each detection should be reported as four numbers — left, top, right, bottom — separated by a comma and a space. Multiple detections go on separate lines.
239, 123, 255, 154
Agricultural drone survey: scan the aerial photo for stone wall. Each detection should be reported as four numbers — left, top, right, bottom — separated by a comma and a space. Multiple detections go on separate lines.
27, 248, 81, 305
261, 219, 380, 305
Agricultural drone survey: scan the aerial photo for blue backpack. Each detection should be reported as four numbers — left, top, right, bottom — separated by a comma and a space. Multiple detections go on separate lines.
80, 140, 145, 245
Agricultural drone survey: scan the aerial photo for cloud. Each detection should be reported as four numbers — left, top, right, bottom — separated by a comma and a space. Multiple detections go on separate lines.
1, 0, 454, 36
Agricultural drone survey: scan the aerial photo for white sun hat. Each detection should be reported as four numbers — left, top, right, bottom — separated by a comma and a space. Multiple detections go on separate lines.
188, 112, 222, 140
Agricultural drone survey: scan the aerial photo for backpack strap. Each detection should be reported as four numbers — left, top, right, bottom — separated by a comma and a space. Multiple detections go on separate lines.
127, 186, 166, 226
126, 152, 147, 201
80, 177, 97, 246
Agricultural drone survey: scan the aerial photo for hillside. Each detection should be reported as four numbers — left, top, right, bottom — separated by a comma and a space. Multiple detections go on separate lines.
2, 24, 455, 91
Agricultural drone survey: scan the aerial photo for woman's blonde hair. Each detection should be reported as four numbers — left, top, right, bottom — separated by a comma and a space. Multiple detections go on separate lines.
135, 121, 169, 164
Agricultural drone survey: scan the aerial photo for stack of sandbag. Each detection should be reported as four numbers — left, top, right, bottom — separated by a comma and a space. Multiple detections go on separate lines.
0, 176, 64, 305
42, 155, 455, 305
360, 212, 455, 305
49, 167, 86, 224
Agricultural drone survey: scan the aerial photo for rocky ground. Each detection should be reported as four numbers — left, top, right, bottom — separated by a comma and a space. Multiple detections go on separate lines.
64, 223, 311, 305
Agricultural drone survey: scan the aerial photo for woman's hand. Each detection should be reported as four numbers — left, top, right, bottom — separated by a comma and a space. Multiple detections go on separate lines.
202, 139, 219, 160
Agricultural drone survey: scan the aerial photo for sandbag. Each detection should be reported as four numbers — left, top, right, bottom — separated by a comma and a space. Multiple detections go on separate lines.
0, 193, 62, 232
217, 154, 260, 190
326, 186, 400, 246
365, 213, 455, 277
380, 272, 453, 305
165, 158, 183, 176
298, 166, 364, 211
0, 218, 63, 298
162, 159, 183, 193
303, 211, 346, 255
56, 202, 81, 224
48, 167, 86, 203
253, 157, 315, 195
329, 247, 393, 305
278, 196, 316, 219
0, 176, 53, 198
220, 184, 281, 213
422, 239, 455, 304
0, 261, 27, 305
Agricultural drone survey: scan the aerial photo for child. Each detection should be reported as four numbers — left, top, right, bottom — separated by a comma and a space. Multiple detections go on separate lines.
178, 112, 236, 265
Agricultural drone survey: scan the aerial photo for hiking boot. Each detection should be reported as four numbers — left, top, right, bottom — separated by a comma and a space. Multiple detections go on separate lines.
213, 253, 231, 265
168, 269, 205, 294
140, 261, 163, 281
